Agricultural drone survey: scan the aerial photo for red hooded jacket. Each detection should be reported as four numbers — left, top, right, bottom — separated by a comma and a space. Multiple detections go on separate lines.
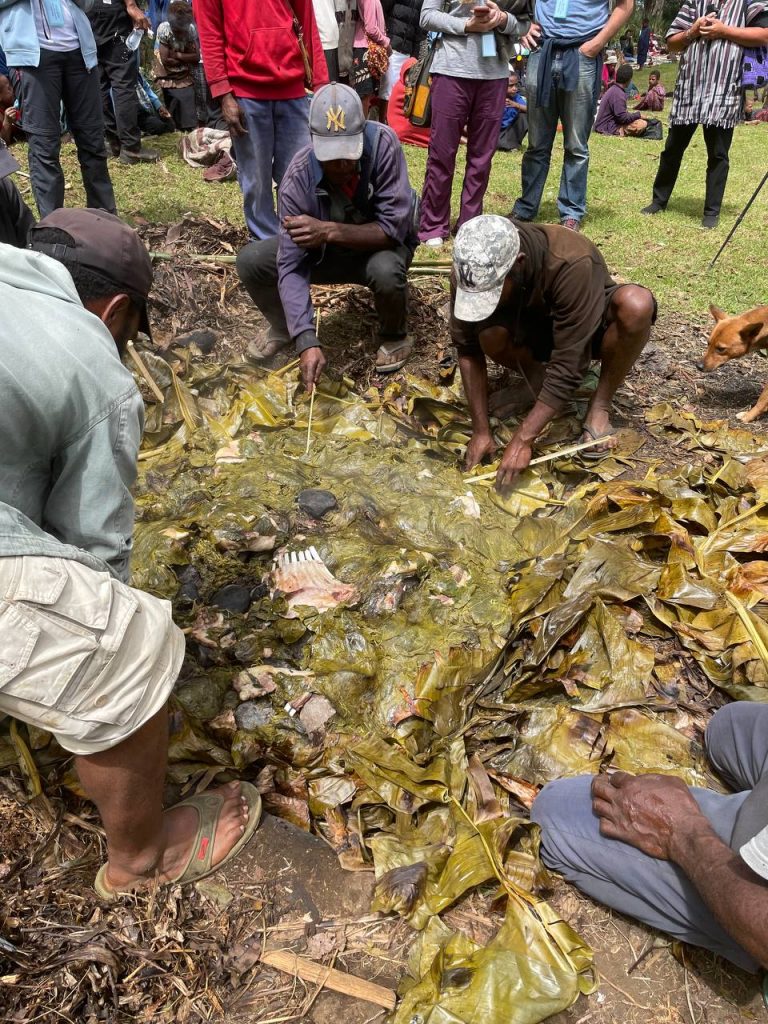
195, 0, 329, 102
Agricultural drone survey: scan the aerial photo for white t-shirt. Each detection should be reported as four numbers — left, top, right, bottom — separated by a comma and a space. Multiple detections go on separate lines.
740, 825, 768, 881
312, 0, 339, 50
33, 0, 80, 52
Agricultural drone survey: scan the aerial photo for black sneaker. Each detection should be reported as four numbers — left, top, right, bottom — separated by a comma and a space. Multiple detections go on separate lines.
641, 203, 665, 215
119, 147, 160, 165
701, 214, 719, 229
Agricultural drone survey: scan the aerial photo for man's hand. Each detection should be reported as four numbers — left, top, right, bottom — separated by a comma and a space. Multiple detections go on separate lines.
283, 215, 331, 250
158, 105, 172, 120
591, 772, 704, 860
699, 17, 727, 39
221, 93, 247, 137
496, 437, 532, 489
3, 108, 18, 124
464, 432, 496, 472
125, 2, 150, 31
520, 22, 542, 49
300, 346, 327, 392
579, 37, 603, 58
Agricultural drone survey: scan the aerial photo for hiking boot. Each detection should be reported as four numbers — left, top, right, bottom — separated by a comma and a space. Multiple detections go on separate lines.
701, 214, 719, 229
106, 136, 121, 158
119, 147, 160, 165
641, 202, 665, 215
560, 217, 581, 231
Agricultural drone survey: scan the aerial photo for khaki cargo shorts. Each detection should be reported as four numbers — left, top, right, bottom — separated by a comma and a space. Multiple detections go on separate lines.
0, 556, 185, 756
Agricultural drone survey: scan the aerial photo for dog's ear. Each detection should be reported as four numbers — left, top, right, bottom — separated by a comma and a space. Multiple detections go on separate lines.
741, 322, 766, 349
710, 304, 727, 321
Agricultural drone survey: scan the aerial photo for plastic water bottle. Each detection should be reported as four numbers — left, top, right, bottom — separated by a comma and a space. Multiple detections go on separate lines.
125, 27, 144, 51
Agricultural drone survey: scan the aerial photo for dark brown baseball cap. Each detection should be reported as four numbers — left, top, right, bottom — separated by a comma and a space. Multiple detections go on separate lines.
28, 208, 154, 338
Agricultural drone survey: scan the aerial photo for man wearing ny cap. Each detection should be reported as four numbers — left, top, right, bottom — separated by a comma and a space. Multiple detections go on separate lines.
0, 135, 34, 245
451, 214, 656, 487
237, 82, 419, 389
0, 209, 261, 899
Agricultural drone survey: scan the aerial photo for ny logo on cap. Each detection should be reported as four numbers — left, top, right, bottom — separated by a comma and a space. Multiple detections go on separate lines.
326, 105, 346, 132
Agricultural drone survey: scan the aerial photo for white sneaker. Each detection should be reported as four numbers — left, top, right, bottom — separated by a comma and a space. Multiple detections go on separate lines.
424, 237, 444, 248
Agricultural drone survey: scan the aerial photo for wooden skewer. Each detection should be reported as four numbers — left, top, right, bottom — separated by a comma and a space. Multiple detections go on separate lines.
465, 435, 616, 484
260, 949, 396, 1010
304, 387, 316, 455
127, 340, 165, 402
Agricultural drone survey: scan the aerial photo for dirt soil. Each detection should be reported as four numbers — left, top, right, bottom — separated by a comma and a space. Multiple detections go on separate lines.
1, 221, 766, 1024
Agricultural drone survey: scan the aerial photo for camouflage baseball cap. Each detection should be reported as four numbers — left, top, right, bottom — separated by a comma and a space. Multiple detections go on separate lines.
453, 216, 520, 323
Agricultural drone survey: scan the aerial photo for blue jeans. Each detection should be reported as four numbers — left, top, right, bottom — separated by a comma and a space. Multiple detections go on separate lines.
513, 49, 598, 223
233, 96, 311, 240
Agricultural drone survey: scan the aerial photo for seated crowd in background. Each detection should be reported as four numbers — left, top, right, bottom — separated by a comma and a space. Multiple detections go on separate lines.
595, 64, 650, 136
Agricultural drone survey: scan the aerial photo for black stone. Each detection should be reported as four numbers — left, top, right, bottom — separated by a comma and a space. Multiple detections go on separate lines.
297, 488, 338, 519
211, 584, 252, 613
250, 582, 269, 602
175, 565, 202, 605
173, 328, 219, 354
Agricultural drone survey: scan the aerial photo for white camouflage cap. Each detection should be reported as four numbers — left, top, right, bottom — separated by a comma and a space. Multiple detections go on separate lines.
453, 215, 521, 323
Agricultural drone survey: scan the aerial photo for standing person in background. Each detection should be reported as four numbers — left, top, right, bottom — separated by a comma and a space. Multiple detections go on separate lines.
350, 0, 390, 116
196, 0, 328, 241
511, 0, 633, 232
418, 0, 524, 248
154, 1, 199, 132
313, 0, 341, 79
89, 0, 159, 164
637, 17, 651, 68
641, 0, 768, 229
378, 0, 424, 124
0, 0, 117, 218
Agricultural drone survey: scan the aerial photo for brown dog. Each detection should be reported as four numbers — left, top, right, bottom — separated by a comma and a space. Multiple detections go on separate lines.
698, 304, 768, 422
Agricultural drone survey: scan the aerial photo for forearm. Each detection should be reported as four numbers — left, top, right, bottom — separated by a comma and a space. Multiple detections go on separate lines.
325, 222, 394, 251
587, 0, 633, 49
458, 352, 491, 436
670, 819, 768, 969
666, 29, 690, 53
420, 0, 468, 36
721, 25, 768, 45
172, 48, 201, 63
515, 398, 560, 444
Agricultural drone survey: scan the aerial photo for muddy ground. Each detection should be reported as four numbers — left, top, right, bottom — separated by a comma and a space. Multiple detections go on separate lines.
1, 220, 766, 1024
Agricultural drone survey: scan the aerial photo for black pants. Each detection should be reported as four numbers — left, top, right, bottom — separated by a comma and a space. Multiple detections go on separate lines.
162, 86, 196, 132
652, 122, 734, 218
13, 48, 116, 218
138, 109, 176, 136
236, 235, 413, 342
98, 37, 141, 153
498, 112, 528, 152
324, 48, 339, 83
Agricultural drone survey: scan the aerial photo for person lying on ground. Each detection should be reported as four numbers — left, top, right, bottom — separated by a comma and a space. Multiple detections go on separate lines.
594, 64, 648, 135
532, 702, 768, 975
0, 137, 34, 245
453, 215, 656, 487
237, 82, 419, 389
634, 69, 666, 110
0, 208, 261, 899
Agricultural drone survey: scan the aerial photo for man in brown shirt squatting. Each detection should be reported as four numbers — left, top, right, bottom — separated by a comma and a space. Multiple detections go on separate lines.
452, 215, 656, 486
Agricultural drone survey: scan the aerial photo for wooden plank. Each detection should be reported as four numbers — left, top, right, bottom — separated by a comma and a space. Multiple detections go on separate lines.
260, 949, 396, 1010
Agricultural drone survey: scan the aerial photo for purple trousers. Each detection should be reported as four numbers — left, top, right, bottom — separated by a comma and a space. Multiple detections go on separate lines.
418, 74, 507, 242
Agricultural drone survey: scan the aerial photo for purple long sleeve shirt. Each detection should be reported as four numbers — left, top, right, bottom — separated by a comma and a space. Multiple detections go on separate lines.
594, 82, 642, 135
277, 121, 417, 353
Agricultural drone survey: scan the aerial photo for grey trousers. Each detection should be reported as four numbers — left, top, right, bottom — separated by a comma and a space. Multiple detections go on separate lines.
531, 703, 768, 972
13, 48, 116, 218
236, 235, 412, 343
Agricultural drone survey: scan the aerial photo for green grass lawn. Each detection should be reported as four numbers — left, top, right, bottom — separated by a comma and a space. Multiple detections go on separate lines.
27, 58, 766, 325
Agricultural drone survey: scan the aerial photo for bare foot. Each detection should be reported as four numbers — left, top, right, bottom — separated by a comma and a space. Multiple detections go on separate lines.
582, 408, 619, 453
104, 782, 249, 891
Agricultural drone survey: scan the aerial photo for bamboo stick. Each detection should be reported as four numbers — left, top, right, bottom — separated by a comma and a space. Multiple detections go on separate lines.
465, 435, 616, 483
260, 950, 396, 1010
127, 341, 165, 402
